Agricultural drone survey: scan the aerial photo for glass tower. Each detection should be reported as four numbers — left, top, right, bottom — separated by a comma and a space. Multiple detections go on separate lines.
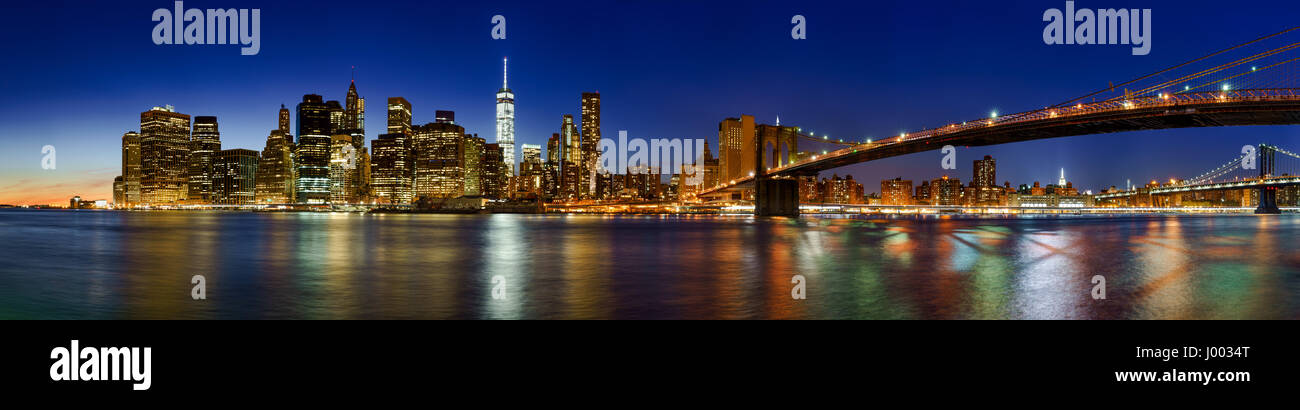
496, 57, 516, 176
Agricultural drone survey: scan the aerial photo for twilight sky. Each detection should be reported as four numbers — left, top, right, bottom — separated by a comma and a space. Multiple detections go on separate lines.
2, 0, 1299, 205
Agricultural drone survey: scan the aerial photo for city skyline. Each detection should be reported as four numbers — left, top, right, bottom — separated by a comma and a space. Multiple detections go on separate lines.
4, 1, 1300, 205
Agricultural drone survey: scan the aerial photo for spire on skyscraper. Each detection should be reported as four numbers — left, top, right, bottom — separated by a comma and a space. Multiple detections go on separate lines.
502, 57, 509, 90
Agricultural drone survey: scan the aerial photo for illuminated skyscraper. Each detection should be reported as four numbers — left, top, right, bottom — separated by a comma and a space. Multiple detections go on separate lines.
560, 115, 581, 198
213, 149, 259, 205
330, 134, 362, 203
186, 116, 221, 204
120, 131, 141, 207
139, 106, 191, 205
463, 134, 484, 197
521, 144, 543, 196
544, 133, 561, 198
482, 143, 507, 199
718, 115, 755, 184
344, 79, 366, 138
387, 97, 412, 136
371, 133, 412, 204
411, 122, 465, 199
974, 155, 996, 188
296, 94, 333, 204
973, 155, 1000, 205
580, 92, 601, 198
255, 129, 295, 204
496, 57, 516, 176
278, 104, 291, 134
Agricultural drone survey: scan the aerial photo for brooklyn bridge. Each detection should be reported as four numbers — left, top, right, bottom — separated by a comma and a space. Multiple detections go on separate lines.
699, 27, 1300, 216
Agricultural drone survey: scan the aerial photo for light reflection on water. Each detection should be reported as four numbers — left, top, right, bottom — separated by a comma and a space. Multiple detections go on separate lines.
1, 210, 1298, 319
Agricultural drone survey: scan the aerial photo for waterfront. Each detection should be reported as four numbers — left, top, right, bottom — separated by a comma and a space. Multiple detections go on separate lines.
1, 209, 1297, 319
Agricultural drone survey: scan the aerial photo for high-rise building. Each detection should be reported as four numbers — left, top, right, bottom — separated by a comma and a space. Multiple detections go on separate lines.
482, 143, 507, 199
974, 155, 996, 188
973, 155, 1000, 205
213, 149, 259, 205
560, 115, 581, 198
139, 106, 191, 205
255, 129, 295, 204
718, 115, 755, 184
882, 177, 913, 205
387, 97, 412, 136
344, 79, 366, 136
496, 57, 516, 176
930, 175, 963, 205
186, 116, 221, 204
580, 92, 601, 198
296, 94, 333, 203
120, 131, 141, 207
411, 122, 465, 199
521, 144, 543, 196
463, 134, 485, 197
278, 104, 291, 134
371, 133, 412, 204
113, 176, 125, 207
822, 174, 864, 204
702, 141, 719, 190
544, 133, 561, 199
330, 134, 364, 203
326, 100, 345, 134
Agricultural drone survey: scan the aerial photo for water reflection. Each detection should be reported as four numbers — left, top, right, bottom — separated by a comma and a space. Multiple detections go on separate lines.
1, 210, 1298, 319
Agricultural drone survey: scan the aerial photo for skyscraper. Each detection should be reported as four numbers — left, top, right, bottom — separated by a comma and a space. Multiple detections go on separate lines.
255, 129, 295, 204
560, 115, 581, 198
973, 155, 996, 188
330, 134, 362, 203
213, 149, 259, 205
296, 94, 333, 204
496, 57, 516, 176
463, 134, 484, 197
186, 116, 221, 204
411, 121, 465, 199
521, 144, 543, 195
544, 133, 561, 199
120, 131, 141, 207
344, 79, 366, 137
387, 97, 412, 136
482, 143, 507, 199
370, 133, 412, 204
718, 115, 755, 184
973, 155, 999, 205
580, 92, 601, 198
278, 104, 291, 134
139, 106, 191, 205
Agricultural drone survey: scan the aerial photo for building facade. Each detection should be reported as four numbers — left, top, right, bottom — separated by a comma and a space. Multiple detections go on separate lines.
139, 106, 191, 205
496, 58, 516, 176
213, 149, 259, 205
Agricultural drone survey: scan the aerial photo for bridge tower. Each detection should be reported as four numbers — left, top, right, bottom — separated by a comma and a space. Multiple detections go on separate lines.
754, 125, 799, 217
1256, 144, 1281, 214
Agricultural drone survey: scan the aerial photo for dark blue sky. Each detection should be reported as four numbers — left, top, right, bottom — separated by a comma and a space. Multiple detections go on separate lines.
3, 0, 1299, 204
